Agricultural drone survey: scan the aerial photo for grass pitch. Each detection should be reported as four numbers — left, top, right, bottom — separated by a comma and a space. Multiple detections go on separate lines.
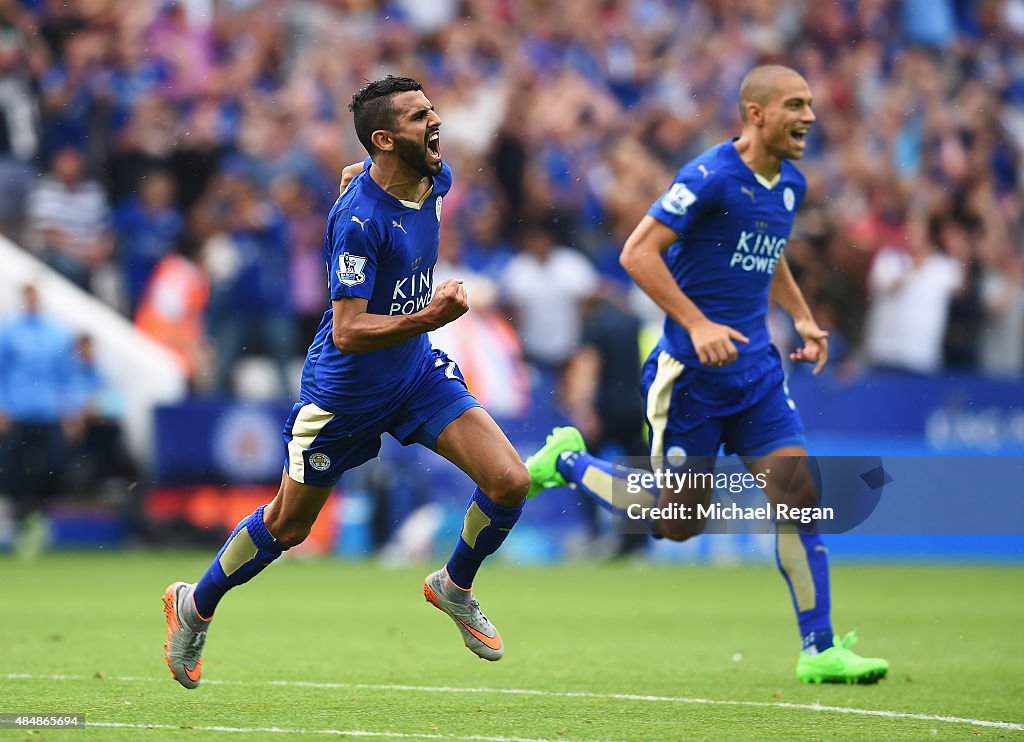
1, 553, 1022, 740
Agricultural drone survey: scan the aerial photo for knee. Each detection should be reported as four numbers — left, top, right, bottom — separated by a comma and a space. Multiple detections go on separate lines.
264, 512, 312, 549
655, 518, 706, 542
783, 476, 819, 512
483, 460, 531, 507
658, 530, 693, 543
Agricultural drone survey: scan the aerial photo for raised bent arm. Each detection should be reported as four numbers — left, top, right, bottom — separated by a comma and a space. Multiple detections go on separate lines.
620, 216, 704, 331
331, 279, 468, 354
619, 216, 748, 367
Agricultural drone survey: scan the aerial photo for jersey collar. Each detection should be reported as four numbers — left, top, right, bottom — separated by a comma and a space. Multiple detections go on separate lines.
728, 138, 782, 190
362, 166, 436, 210
397, 186, 434, 210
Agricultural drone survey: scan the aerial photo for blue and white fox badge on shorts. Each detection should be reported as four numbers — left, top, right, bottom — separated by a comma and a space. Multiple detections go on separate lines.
666, 446, 688, 468
308, 452, 332, 471
337, 252, 367, 286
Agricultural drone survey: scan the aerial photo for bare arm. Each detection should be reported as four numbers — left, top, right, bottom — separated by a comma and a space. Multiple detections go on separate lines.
619, 215, 748, 367
332, 279, 468, 354
769, 254, 814, 324
339, 161, 365, 194
769, 256, 829, 375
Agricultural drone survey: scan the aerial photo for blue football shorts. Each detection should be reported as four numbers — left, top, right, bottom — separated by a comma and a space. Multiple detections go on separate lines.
640, 343, 806, 465
281, 349, 480, 487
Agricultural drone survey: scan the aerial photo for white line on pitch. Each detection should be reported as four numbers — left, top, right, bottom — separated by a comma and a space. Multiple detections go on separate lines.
5, 673, 1024, 733
82, 721, 587, 741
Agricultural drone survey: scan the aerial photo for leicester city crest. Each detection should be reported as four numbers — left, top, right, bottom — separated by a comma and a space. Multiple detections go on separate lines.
435, 195, 443, 222
666, 445, 688, 468
336, 252, 367, 286
783, 187, 796, 212
308, 452, 332, 471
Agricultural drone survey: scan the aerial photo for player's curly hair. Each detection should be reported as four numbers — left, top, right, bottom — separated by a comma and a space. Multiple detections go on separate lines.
349, 75, 423, 155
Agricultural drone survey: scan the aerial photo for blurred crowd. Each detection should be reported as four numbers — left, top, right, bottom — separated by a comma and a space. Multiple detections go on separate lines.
1, 0, 1023, 406
0, 283, 136, 554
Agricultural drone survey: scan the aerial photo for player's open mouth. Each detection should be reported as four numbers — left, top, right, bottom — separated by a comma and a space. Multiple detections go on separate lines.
427, 130, 441, 161
790, 129, 808, 145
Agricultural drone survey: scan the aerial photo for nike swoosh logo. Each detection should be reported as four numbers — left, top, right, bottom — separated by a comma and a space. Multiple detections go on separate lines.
424, 585, 503, 651
452, 614, 503, 651
184, 660, 202, 683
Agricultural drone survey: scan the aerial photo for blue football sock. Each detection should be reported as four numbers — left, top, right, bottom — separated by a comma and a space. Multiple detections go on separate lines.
775, 522, 833, 653
555, 450, 658, 517
445, 488, 522, 589
192, 505, 286, 619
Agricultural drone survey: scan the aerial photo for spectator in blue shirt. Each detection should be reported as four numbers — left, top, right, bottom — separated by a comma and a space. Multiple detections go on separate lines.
113, 169, 183, 314
203, 172, 296, 394
0, 284, 77, 553
66, 333, 136, 494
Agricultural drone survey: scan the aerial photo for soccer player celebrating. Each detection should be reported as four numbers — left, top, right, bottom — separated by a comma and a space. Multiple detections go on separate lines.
526, 65, 889, 684
163, 76, 530, 688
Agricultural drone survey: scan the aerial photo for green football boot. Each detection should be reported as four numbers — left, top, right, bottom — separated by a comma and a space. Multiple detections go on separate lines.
524, 426, 586, 498
796, 631, 889, 684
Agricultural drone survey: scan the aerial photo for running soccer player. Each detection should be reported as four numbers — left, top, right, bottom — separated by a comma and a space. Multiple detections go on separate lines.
163, 76, 530, 688
526, 65, 889, 684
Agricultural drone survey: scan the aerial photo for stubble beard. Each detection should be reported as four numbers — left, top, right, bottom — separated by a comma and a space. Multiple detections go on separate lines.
395, 134, 441, 177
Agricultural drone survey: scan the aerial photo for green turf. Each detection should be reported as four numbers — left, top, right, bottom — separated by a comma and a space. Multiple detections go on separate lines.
1, 553, 1022, 740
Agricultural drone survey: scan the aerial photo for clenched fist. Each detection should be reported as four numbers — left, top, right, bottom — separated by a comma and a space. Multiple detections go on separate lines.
427, 279, 469, 327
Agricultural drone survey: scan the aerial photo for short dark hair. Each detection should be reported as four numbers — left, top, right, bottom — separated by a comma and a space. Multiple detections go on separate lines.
348, 75, 423, 155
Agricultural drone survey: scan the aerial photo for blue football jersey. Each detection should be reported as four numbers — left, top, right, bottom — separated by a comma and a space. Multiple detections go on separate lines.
647, 140, 806, 371
299, 161, 452, 414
